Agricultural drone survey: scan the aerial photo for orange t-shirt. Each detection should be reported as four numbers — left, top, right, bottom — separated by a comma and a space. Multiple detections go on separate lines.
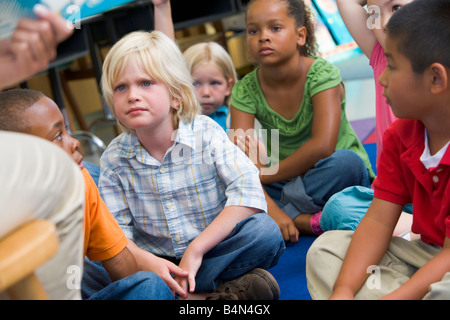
81, 168, 128, 261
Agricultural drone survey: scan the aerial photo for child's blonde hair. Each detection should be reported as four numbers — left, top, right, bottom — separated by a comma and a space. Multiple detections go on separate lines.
101, 30, 200, 132
183, 42, 238, 107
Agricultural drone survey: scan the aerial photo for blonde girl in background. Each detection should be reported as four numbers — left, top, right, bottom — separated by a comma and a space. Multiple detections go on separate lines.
184, 42, 238, 131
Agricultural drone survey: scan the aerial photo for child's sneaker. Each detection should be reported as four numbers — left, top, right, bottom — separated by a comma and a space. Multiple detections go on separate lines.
206, 268, 280, 300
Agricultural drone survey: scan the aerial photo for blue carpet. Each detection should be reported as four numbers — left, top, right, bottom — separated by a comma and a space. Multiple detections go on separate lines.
363, 142, 377, 175
269, 236, 317, 300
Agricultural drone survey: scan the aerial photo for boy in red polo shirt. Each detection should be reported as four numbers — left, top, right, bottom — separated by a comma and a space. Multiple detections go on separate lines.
306, 0, 450, 300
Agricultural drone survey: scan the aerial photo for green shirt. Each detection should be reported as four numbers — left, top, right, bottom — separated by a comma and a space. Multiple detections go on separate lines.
230, 57, 375, 179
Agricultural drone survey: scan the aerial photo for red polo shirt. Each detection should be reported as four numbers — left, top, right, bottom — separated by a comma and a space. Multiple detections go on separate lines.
373, 119, 450, 247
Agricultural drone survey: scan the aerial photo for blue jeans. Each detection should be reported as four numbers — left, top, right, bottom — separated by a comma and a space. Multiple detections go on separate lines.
82, 161, 100, 185
265, 149, 371, 219
82, 260, 173, 300
82, 213, 285, 296
195, 212, 285, 292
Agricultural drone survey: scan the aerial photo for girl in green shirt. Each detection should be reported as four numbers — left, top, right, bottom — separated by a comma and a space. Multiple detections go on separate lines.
230, 0, 374, 242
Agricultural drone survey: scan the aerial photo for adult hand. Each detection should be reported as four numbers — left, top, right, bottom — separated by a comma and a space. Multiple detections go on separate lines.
0, 4, 74, 90
33, 4, 74, 43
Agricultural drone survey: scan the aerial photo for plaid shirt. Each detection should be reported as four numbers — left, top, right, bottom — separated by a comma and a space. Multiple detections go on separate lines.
99, 115, 267, 258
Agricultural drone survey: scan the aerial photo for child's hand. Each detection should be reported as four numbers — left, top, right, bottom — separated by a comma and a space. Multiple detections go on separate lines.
235, 135, 269, 172
271, 205, 299, 243
329, 286, 354, 300
140, 253, 190, 298
126, 240, 190, 298
176, 245, 203, 297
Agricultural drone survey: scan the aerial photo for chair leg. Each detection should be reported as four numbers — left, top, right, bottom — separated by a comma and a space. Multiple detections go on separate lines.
61, 71, 90, 131
7, 273, 49, 300
0, 220, 59, 300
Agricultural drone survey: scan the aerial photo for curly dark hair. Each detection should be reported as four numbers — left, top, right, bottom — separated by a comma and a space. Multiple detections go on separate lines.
246, 0, 318, 57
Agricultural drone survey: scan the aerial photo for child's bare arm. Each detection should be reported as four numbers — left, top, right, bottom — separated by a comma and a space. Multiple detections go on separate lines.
152, 0, 174, 40
177, 206, 259, 293
261, 85, 342, 185
336, 0, 377, 58
381, 237, 450, 300
229, 106, 299, 243
229, 105, 256, 135
264, 189, 299, 243
102, 246, 138, 282
330, 198, 403, 299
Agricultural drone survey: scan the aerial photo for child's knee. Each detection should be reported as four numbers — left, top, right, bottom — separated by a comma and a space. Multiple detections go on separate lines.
306, 230, 350, 266
330, 150, 370, 186
333, 150, 365, 171
320, 186, 373, 232
251, 213, 283, 242
239, 213, 285, 259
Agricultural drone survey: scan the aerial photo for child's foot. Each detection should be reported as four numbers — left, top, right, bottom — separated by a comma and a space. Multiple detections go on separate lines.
205, 268, 280, 300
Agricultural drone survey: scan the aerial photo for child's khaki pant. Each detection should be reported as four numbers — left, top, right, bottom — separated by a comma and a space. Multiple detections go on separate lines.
306, 230, 450, 299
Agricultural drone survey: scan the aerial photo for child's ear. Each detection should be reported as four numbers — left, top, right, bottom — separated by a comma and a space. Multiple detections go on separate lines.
429, 63, 448, 94
297, 26, 307, 47
171, 97, 181, 110
225, 78, 235, 96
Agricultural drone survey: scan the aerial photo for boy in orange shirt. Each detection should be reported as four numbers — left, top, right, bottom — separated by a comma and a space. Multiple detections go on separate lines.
0, 88, 189, 299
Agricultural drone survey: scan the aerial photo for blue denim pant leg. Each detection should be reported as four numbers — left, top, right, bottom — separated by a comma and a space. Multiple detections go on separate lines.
194, 212, 285, 293
303, 149, 372, 205
81, 257, 111, 299
82, 257, 173, 300
281, 149, 371, 219
88, 271, 174, 300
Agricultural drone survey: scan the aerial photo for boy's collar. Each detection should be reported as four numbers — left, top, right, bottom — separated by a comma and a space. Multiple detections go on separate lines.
398, 120, 450, 167
172, 119, 196, 150
118, 117, 210, 164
